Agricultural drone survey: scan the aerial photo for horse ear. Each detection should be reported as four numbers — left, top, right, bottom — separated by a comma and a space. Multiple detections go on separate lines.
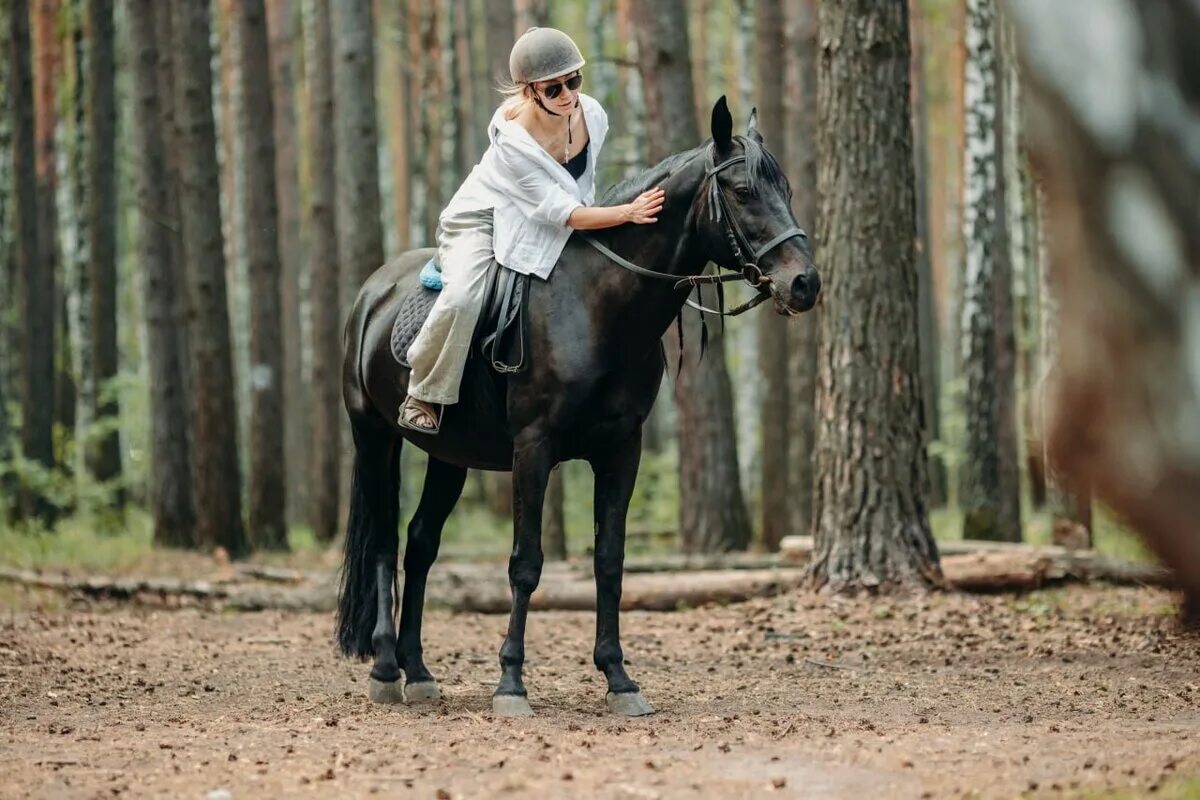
747, 107, 763, 143
711, 96, 733, 152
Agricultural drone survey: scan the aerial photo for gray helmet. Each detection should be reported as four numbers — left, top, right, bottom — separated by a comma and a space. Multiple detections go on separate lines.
509, 27, 585, 84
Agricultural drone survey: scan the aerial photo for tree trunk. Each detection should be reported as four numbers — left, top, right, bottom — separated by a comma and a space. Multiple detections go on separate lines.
34, 1, 70, 465
755, 0, 789, 552
910, 0, 947, 508
235, 0, 288, 550
633, 0, 753, 554
809, 0, 940, 591
303, 0, 341, 544
417, 2, 442, 244
0, 3, 16, 519
126, 0, 197, 549
12, 0, 57, 524
958, 0, 1021, 542
84, 0, 122, 504
332, 0, 384, 297
784, 0, 818, 542
266, 0, 307, 530
171, 0, 248, 557
379, 0, 411, 251
483, 0, 515, 103
514, 0, 546, 32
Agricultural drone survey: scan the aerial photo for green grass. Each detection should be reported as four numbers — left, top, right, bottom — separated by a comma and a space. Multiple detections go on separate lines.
1049, 775, 1200, 799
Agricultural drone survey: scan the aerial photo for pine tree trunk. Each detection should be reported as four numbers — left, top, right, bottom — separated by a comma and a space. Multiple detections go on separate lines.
0, 3, 16, 518
379, 0, 411, 251
910, 0, 947, 508
332, 0, 384, 295
171, 0, 248, 557
755, 0, 789, 552
809, 0, 940, 591
633, 0, 753, 554
784, 0, 818, 541
266, 0, 307, 530
126, 0, 196, 548
958, 0, 1020, 542
484, 0, 515, 102
417, 3, 442, 244
452, 0, 476, 174
85, 0, 122, 503
235, 0, 288, 550
12, 0, 58, 523
303, 0, 341, 544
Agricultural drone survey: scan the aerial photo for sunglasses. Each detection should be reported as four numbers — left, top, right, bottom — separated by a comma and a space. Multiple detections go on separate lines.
538, 73, 583, 99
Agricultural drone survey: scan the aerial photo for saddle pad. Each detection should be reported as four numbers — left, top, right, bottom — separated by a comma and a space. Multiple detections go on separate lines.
390, 284, 440, 369
419, 258, 443, 290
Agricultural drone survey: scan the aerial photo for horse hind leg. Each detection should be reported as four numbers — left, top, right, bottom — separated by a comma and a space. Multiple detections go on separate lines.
335, 414, 405, 705
395, 456, 466, 702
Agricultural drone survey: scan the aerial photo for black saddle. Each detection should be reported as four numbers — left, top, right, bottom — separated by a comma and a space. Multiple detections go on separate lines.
390, 259, 532, 375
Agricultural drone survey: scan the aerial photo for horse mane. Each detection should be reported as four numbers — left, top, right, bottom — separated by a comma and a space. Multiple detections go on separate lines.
599, 135, 788, 207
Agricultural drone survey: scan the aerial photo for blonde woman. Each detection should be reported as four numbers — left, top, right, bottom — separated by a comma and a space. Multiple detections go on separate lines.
400, 27, 665, 434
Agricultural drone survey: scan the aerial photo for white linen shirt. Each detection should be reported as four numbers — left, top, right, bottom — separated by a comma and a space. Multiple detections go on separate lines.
440, 92, 609, 280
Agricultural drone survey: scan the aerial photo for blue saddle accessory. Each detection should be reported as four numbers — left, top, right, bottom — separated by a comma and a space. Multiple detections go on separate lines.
419, 258, 443, 291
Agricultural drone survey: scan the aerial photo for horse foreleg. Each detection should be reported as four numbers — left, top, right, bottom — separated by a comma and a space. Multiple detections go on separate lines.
591, 431, 654, 716
396, 457, 466, 702
493, 433, 554, 717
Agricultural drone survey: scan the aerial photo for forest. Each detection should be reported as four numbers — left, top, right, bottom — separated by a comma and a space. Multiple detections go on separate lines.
3, 1, 1199, 798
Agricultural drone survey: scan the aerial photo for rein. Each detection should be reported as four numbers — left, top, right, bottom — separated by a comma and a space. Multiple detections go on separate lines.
581, 149, 807, 317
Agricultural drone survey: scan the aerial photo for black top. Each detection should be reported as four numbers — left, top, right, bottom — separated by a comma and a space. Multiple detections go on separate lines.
563, 141, 589, 180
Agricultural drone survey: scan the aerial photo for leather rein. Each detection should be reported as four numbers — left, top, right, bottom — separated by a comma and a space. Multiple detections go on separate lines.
581, 149, 807, 317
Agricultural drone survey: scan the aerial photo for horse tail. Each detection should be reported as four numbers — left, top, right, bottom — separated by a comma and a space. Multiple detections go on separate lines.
336, 414, 401, 659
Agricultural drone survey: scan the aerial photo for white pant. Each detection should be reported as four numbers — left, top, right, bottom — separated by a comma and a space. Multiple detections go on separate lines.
405, 209, 495, 405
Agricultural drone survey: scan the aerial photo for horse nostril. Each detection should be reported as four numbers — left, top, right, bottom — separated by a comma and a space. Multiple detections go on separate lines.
790, 274, 809, 303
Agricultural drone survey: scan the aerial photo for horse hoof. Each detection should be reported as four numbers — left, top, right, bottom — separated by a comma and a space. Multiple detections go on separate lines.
606, 690, 655, 717
492, 694, 534, 717
405, 681, 440, 702
368, 678, 406, 705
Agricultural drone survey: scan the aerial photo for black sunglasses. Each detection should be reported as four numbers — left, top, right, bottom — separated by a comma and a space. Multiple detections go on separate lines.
539, 72, 583, 99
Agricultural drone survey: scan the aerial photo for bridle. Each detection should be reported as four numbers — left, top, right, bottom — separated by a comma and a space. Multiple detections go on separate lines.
582, 146, 807, 317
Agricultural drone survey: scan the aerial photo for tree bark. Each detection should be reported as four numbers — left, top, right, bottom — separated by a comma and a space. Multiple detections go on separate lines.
910, 0, 947, 508
126, 0, 197, 548
171, 0, 248, 557
784, 0, 818, 542
484, 0, 515, 103
332, 0, 384, 297
755, 0, 789, 552
12, 0, 57, 523
84, 0, 122, 503
633, 0, 753, 554
809, 0, 940, 591
958, 0, 1021, 542
235, 0, 288, 550
379, 0, 411, 251
303, 0, 341, 544
0, 3, 16, 519
266, 0, 307, 530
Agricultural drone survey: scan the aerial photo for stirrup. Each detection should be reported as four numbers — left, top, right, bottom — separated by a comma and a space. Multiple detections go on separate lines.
397, 396, 443, 435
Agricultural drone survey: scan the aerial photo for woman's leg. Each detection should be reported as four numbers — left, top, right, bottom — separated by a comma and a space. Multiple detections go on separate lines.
404, 210, 495, 420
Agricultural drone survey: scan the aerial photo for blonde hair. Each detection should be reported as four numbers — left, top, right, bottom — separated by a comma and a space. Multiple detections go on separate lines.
497, 77, 535, 120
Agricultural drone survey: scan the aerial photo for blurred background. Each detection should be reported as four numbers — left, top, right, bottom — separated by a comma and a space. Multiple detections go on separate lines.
0, 0, 1158, 575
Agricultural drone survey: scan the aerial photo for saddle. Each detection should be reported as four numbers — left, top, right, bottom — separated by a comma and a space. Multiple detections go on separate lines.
390, 257, 532, 375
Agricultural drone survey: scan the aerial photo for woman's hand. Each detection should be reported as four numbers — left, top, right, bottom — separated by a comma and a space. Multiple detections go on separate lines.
624, 187, 665, 224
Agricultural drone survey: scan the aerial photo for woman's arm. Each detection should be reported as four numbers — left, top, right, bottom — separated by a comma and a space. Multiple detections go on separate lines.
567, 187, 665, 230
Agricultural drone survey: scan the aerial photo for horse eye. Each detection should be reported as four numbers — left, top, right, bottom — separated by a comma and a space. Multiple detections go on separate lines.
734, 186, 752, 199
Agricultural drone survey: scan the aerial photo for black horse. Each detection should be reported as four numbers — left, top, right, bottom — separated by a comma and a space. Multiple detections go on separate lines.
336, 97, 820, 716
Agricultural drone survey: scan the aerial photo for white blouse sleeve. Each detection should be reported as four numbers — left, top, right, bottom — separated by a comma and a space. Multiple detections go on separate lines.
492, 138, 582, 227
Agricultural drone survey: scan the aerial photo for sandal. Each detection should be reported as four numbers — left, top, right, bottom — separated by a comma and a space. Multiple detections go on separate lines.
397, 396, 443, 435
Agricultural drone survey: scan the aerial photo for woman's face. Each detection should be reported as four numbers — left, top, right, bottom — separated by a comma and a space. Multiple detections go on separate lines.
534, 71, 583, 114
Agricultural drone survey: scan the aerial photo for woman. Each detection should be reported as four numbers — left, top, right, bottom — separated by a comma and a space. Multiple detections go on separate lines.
400, 27, 665, 434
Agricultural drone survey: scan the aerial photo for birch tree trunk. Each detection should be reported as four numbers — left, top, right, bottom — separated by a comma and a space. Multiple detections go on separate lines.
266, 0, 307, 529
958, 0, 1020, 542
126, 0, 196, 548
809, 0, 940, 591
302, 0, 341, 543
171, 0, 248, 557
12, 0, 58, 523
633, 0, 753, 553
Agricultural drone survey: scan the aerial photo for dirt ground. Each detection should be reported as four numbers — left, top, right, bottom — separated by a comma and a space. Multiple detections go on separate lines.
1, 583, 1197, 799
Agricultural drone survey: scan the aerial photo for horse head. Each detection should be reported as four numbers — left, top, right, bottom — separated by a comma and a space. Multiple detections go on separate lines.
696, 96, 821, 315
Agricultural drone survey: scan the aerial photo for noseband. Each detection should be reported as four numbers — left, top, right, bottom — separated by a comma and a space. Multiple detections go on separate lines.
582, 148, 807, 316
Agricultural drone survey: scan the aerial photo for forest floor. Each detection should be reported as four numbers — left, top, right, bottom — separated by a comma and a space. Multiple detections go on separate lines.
2, 583, 1198, 799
